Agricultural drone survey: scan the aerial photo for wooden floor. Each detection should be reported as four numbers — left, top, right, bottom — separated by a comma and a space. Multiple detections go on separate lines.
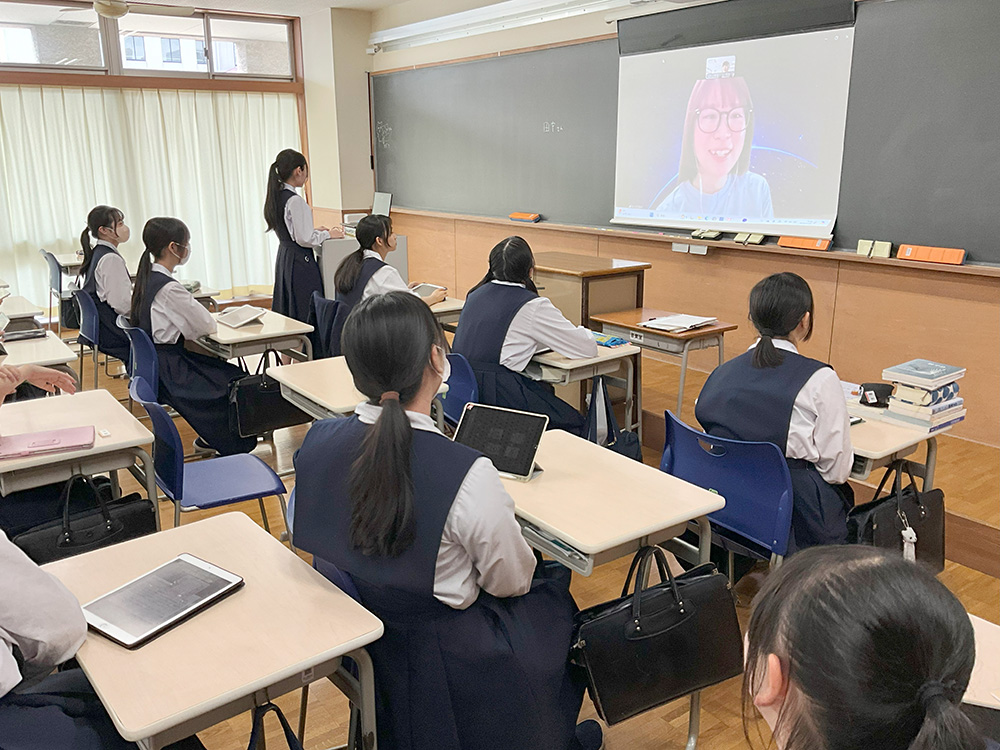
91, 359, 998, 750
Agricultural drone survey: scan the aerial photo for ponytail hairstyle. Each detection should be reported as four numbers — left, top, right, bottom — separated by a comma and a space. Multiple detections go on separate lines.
748, 272, 814, 368
742, 545, 984, 750
80, 205, 125, 277
264, 149, 307, 233
129, 218, 190, 327
340, 291, 446, 557
334, 214, 392, 297
468, 236, 538, 295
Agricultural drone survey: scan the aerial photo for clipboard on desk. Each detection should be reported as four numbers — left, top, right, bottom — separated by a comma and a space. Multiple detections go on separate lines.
0, 426, 96, 459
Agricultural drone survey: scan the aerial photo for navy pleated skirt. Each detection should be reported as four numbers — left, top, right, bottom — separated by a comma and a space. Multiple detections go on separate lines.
272, 242, 323, 324
787, 458, 855, 553
473, 361, 586, 436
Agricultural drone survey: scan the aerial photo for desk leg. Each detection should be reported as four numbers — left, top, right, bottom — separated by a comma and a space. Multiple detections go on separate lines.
924, 437, 938, 491
696, 516, 711, 565
677, 340, 692, 419
329, 648, 378, 750
128, 447, 161, 532
717, 334, 725, 367
433, 396, 445, 432
686, 692, 701, 750
634, 351, 643, 443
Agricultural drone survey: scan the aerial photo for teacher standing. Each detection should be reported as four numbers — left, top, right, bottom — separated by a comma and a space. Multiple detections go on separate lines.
264, 149, 344, 322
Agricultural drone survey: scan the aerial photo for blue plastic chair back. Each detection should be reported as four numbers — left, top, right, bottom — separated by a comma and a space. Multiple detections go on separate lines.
440, 353, 478, 425
72, 289, 99, 348
39, 249, 63, 295
307, 291, 342, 360
118, 316, 159, 398
129, 377, 185, 501
660, 411, 793, 558
313, 556, 362, 603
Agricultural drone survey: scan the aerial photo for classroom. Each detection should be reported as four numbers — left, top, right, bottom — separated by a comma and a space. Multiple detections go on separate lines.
0, 0, 998, 748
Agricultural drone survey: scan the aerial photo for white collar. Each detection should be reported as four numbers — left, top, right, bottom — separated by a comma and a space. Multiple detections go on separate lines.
748, 338, 798, 354
355, 401, 443, 435
362, 249, 382, 260
490, 280, 527, 288
282, 182, 297, 192
151, 263, 174, 277
93, 239, 117, 251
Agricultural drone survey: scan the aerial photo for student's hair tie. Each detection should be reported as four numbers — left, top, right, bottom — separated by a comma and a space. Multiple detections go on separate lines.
916, 680, 959, 711
379, 391, 400, 404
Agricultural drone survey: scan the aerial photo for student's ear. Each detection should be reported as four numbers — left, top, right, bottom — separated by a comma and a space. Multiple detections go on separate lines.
754, 653, 789, 710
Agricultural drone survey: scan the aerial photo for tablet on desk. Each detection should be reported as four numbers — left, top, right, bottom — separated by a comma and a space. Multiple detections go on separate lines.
412, 283, 446, 298
452, 403, 547, 481
216, 305, 266, 329
84, 554, 244, 649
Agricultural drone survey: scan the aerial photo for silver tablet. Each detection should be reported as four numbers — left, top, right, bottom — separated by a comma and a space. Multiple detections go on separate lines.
83, 554, 244, 649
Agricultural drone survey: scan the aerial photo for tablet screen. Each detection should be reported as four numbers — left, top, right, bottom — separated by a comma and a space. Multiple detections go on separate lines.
453, 404, 547, 478
85, 556, 241, 646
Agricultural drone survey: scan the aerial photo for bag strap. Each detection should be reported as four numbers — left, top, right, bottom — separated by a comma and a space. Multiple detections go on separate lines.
872, 459, 906, 500
247, 702, 303, 750
60, 475, 113, 545
626, 546, 683, 629
600, 375, 623, 443
254, 349, 282, 376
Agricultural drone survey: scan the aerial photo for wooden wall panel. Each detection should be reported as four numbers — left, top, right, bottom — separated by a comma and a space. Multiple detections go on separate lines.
831, 264, 1000, 444
390, 213, 458, 293
597, 237, 839, 371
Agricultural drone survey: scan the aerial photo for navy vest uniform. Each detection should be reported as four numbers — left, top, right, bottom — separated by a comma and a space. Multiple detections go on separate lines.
80, 245, 131, 364
452, 283, 586, 435
272, 188, 323, 323
138, 271, 255, 456
294, 416, 584, 750
328, 256, 387, 357
695, 349, 854, 552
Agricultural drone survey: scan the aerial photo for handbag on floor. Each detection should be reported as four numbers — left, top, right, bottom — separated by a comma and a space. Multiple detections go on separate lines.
229, 350, 312, 438
12, 474, 156, 564
571, 546, 744, 725
247, 702, 303, 750
847, 459, 945, 572
583, 375, 642, 462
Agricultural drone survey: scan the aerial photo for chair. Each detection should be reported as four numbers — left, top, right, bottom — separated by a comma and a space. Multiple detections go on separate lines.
117, 314, 159, 403
39, 249, 76, 338
73, 290, 125, 389
659, 411, 794, 578
439, 352, 478, 426
306, 290, 342, 360
128, 376, 291, 535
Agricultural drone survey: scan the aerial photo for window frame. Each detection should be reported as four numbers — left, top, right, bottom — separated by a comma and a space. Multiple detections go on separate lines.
205, 14, 295, 81
123, 34, 145, 62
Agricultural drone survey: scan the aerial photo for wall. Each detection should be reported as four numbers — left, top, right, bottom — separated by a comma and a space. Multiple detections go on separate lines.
300, 8, 343, 213
331, 9, 376, 211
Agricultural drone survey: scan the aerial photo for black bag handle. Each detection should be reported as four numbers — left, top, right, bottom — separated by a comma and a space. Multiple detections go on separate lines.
872, 460, 927, 517
622, 547, 684, 633
247, 702, 303, 750
620, 545, 668, 597
588, 376, 624, 447
255, 349, 282, 376
58, 475, 117, 548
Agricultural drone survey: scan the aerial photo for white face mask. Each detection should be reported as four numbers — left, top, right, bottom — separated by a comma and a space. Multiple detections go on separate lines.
172, 243, 191, 266
433, 346, 451, 384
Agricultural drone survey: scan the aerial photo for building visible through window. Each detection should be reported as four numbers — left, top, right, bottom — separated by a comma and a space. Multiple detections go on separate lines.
161, 37, 181, 63
195, 39, 206, 65
123, 35, 145, 62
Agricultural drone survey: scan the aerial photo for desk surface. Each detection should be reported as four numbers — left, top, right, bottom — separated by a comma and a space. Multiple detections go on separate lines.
1, 295, 42, 320
430, 296, 464, 315
590, 307, 738, 340
848, 402, 952, 459
502, 429, 724, 555
532, 343, 640, 370
533, 252, 651, 278
967, 614, 1000, 710
3, 330, 76, 367
207, 309, 313, 345
0, 390, 151, 475
53, 253, 83, 272
44, 513, 383, 742
269, 357, 366, 415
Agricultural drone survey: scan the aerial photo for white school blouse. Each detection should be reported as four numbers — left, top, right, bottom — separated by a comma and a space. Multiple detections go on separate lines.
748, 338, 853, 484
490, 280, 598, 372
355, 401, 536, 610
0, 530, 86, 697
358, 249, 419, 300
149, 263, 217, 344
281, 183, 331, 249
91, 240, 132, 316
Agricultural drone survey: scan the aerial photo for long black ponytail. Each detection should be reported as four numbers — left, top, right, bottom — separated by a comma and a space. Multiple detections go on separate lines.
80, 205, 124, 278
334, 214, 392, 297
468, 236, 538, 295
264, 149, 307, 233
747, 272, 814, 368
340, 291, 445, 558
130, 217, 190, 327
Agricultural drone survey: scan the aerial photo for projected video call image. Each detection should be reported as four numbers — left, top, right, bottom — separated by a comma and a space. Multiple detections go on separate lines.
613, 28, 855, 239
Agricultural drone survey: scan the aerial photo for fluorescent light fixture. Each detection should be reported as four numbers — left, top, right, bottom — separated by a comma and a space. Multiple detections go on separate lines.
368, 0, 726, 53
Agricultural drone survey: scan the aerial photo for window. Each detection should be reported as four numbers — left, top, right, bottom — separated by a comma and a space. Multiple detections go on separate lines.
195, 39, 206, 65
161, 37, 181, 63
208, 17, 292, 78
0, 2, 103, 68
123, 35, 145, 62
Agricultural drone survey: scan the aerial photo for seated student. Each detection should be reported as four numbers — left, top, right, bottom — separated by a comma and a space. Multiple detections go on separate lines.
745, 545, 998, 750
451, 236, 598, 435
129, 218, 255, 456
79, 205, 132, 365
0, 526, 204, 750
293, 292, 601, 750
694, 272, 853, 551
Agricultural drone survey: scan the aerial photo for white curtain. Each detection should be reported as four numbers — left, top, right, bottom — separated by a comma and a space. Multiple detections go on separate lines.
0, 85, 301, 306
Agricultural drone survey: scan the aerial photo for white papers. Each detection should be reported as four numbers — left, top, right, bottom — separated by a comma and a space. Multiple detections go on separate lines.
640, 314, 716, 332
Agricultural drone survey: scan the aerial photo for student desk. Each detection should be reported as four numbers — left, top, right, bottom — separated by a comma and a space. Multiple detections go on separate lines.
192, 285, 220, 312
3, 330, 76, 368
43, 513, 384, 750
848, 403, 953, 490
0, 390, 159, 530
531, 344, 642, 437
431, 296, 464, 330
269, 356, 449, 429
590, 308, 738, 419
967, 615, 1000, 718
532, 252, 650, 327
501, 429, 723, 577
1, 295, 43, 321
53, 253, 83, 276
198, 310, 314, 362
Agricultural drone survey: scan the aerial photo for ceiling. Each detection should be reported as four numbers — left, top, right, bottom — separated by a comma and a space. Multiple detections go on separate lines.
120, 0, 411, 14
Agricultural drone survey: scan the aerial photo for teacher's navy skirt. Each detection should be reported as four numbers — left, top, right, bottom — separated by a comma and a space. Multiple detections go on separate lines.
273, 241, 323, 324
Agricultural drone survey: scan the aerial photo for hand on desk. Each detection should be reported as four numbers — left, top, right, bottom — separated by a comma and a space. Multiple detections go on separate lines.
16, 364, 78, 396
321, 225, 346, 239
0, 366, 20, 401
412, 283, 448, 306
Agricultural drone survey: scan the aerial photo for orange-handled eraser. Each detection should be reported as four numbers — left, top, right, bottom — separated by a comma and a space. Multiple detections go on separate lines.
898, 244, 966, 265
777, 236, 831, 251
509, 212, 540, 223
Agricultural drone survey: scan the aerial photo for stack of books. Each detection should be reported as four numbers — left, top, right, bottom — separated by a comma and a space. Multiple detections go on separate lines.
640, 314, 717, 333
881, 359, 966, 433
